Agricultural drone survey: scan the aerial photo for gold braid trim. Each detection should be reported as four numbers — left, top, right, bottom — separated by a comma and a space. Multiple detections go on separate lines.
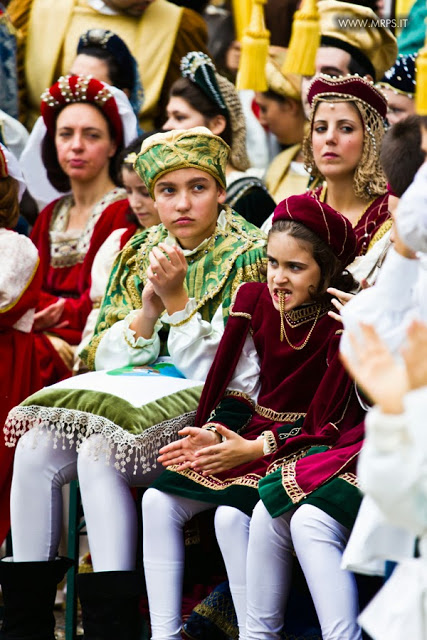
224, 390, 255, 406
229, 310, 252, 320
283, 302, 329, 326
168, 465, 262, 490
281, 460, 307, 504
261, 430, 278, 454
367, 218, 393, 252
193, 603, 239, 639
85, 331, 104, 371
281, 452, 361, 504
266, 447, 310, 475
255, 406, 305, 423
339, 472, 359, 489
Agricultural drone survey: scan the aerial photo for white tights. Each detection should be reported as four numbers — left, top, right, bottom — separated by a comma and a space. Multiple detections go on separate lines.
246, 501, 362, 640
10, 429, 161, 569
142, 489, 250, 640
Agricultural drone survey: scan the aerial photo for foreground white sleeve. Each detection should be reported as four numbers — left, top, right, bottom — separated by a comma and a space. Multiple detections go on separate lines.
164, 301, 225, 381
165, 300, 261, 396
340, 247, 420, 359
358, 387, 427, 537
94, 310, 161, 370
227, 332, 261, 402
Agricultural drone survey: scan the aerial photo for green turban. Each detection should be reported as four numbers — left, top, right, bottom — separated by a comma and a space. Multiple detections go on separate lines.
134, 127, 230, 198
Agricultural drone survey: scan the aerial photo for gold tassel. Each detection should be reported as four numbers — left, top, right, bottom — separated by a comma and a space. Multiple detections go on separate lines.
281, 0, 320, 76
231, 0, 253, 43
236, 0, 270, 91
416, 38, 427, 115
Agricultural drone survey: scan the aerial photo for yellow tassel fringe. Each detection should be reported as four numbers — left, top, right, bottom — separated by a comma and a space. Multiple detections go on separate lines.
281, 0, 320, 77
236, 0, 270, 91
416, 44, 427, 115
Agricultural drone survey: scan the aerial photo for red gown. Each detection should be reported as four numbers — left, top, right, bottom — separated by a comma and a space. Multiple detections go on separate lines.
30, 189, 136, 386
0, 229, 43, 544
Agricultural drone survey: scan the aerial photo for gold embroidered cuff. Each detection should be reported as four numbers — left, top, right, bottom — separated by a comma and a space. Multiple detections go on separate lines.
261, 430, 278, 454
202, 422, 225, 442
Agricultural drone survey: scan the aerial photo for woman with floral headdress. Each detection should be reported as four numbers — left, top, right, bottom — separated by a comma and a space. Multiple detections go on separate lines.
25, 74, 138, 388
164, 50, 276, 228
304, 74, 392, 285
0, 144, 42, 546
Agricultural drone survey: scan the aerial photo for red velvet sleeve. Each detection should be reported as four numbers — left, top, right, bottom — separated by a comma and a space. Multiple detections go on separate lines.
61, 199, 134, 331
30, 200, 61, 311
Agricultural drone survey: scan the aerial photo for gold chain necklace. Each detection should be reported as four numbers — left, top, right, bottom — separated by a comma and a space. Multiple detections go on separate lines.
278, 291, 321, 350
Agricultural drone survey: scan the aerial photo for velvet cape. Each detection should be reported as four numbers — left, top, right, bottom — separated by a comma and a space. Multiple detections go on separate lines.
154, 282, 366, 524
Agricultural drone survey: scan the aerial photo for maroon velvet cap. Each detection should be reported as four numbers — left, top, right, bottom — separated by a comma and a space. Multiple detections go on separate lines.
272, 192, 358, 267
41, 75, 123, 145
307, 75, 388, 120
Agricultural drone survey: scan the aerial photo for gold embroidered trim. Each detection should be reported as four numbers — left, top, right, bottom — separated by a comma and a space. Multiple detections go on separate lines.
281, 460, 307, 504
225, 390, 255, 406
262, 430, 278, 454
84, 331, 104, 371
278, 425, 302, 440
255, 405, 305, 423
229, 310, 252, 320
284, 302, 327, 326
367, 218, 393, 251
339, 472, 359, 489
168, 465, 262, 491
193, 603, 238, 639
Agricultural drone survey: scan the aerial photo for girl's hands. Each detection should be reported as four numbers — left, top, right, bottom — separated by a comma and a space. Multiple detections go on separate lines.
147, 243, 189, 314
33, 298, 66, 331
190, 424, 263, 475
141, 279, 165, 320
158, 427, 220, 470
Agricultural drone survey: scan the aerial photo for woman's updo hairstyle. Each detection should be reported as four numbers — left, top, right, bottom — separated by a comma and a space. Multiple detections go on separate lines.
169, 77, 233, 148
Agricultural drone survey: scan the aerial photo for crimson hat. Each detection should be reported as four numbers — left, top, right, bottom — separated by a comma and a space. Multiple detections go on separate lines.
40, 75, 124, 145
307, 74, 387, 120
272, 193, 358, 267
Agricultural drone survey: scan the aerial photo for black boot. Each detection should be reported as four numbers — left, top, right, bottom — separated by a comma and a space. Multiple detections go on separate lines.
0, 556, 74, 639
77, 571, 143, 640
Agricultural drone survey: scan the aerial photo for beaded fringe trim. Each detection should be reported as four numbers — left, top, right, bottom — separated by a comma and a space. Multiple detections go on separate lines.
4, 405, 196, 475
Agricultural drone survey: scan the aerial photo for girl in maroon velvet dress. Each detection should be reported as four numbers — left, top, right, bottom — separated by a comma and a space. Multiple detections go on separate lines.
142, 193, 366, 639
29, 75, 137, 386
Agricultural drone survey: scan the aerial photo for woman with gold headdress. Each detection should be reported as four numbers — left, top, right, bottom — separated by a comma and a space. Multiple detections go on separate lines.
2, 127, 266, 639
304, 74, 392, 285
164, 50, 276, 228
0, 144, 42, 547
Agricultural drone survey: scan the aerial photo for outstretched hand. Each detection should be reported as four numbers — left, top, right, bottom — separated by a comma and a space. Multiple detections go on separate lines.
157, 426, 219, 471
340, 323, 408, 414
